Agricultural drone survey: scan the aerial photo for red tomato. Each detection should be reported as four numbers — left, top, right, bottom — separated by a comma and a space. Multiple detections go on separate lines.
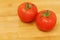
18, 2, 38, 22
36, 10, 57, 32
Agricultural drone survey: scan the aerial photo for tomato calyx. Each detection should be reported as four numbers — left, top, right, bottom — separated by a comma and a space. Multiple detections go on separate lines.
42, 10, 50, 18
26, 3, 32, 10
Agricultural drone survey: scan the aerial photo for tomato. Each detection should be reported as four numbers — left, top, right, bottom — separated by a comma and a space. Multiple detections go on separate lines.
18, 2, 38, 22
36, 10, 57, 32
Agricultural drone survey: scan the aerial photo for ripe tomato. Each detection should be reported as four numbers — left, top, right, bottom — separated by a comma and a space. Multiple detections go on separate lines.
18, 2, 38, 22
36, 10, 57, 32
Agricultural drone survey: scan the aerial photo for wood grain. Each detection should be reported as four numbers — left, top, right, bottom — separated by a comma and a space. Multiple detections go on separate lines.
0, 0, 60, 40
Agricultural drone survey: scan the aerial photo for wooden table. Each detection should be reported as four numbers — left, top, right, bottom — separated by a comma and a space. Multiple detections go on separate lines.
0, 0, 60, 40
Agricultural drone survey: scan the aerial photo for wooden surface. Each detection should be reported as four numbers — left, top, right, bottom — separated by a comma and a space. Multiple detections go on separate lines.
0, 0, 60, 40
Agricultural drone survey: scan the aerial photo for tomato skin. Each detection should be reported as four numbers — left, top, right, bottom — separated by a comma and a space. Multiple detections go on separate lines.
36, 10, 57, 32
18, 2, 38, 22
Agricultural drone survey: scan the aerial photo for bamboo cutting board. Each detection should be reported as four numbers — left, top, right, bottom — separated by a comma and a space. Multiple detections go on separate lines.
0, 0, 60, 40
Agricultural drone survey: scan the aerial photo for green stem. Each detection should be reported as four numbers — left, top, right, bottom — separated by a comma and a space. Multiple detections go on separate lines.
42, 10, 50, 17
26, 3, 31, 10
